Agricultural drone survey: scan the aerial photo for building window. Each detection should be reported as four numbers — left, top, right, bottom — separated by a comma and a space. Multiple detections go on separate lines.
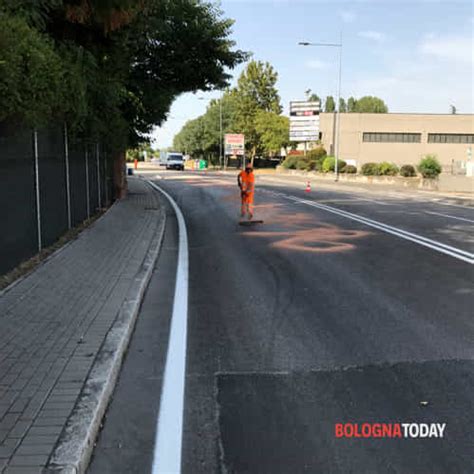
427, 133, 474, 144
363, 132, 421, 143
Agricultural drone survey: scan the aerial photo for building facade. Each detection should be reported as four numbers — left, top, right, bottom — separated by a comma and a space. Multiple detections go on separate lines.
319, 113, 474, 173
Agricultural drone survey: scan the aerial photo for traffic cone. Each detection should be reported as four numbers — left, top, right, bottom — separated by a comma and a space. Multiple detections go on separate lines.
305, 181, 311, 192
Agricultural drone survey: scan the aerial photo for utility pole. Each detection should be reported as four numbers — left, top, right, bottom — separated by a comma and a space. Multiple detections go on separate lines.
219, 98, 223, 169
299, 34, 343, 181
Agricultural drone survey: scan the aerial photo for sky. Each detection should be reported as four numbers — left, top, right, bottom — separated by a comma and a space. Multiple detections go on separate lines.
151, 0, 474, 149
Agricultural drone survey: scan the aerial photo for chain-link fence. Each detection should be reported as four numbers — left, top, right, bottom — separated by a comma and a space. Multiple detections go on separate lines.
0, 123, 115, 275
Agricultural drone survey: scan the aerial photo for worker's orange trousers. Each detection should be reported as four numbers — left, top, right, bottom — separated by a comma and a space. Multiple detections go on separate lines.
241, 191, 254, 216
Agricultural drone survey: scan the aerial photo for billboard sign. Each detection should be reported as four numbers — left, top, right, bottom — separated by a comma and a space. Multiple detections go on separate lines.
289, 100, 320, 142
225, 133, 245, 156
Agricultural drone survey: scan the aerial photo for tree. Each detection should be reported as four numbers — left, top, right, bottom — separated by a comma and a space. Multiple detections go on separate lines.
354, 96, 388, 113
305, 90, 320, 104
232, 60, 282, 163
173, 90, 238, 163
126, 142, 155, 162
1, 1, 247, 194
325, 96, 335, 112
0, 14, 67, 126
309, 93, 321, 108
254, 111, 289, 156
347, 97, 358, 112
173, 117, 207, 157
339, 98, 347, 112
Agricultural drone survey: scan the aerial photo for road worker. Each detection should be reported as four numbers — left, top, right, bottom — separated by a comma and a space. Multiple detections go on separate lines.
238, 162, 255, 220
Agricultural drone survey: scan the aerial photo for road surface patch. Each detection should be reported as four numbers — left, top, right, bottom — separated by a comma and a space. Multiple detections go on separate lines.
217, 359, 474, 473
259, 190, 473, 264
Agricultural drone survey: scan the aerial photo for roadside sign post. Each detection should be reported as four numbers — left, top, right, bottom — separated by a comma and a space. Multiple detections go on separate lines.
225, 134, 245, 169
289, 100, 320, 156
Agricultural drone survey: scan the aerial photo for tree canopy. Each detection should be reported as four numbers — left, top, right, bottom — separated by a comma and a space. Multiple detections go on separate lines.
254, 111, 290, 156
351, 96, 388, 113
0, 0, 247, 149
174, 60, 287, 163
317, 94, 388, 113
324, 96, 336, 112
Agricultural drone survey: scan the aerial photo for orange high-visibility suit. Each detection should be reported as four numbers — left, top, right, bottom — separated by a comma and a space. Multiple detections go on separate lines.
238, 168, 255, 218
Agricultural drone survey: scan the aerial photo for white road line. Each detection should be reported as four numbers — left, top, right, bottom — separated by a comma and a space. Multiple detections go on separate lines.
274, 193, 474, 264
355, 197, 392, 206
148, 180, 189, 474
262, 188, 474, 263
425, 211, 474, 224
431, 200, 474, 210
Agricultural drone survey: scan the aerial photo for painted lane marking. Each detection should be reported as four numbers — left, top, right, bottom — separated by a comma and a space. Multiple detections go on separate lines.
296, 199, 474, 264
260, 189, 474, 263
431, 200, 474, 210
148, 180, 189, 474
285, 194, 473, 256
425, 211, 474, 224
354, 197, 392, 206
261, 189, 473, 264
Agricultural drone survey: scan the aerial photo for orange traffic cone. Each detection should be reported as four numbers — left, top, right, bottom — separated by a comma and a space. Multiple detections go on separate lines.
305, 181, 311, 192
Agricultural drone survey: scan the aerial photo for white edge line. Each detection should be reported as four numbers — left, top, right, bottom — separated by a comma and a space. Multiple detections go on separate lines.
148, 179, 189, 474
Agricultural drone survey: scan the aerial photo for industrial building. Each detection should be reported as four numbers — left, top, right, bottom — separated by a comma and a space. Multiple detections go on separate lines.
318, 113, 474, 174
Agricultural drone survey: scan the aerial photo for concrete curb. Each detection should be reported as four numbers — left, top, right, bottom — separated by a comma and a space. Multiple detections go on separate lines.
45, 187, 167, 474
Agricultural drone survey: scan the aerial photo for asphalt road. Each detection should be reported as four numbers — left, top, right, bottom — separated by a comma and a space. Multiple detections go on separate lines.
89, 170, 474, 474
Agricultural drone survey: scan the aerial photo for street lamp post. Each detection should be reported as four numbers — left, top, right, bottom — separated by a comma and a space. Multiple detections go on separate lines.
199, 96, 224, 169
299, 35, 343, 181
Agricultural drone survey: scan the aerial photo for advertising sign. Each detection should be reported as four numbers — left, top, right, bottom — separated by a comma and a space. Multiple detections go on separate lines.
225, 134, 245, 156
289, 101, 320, 142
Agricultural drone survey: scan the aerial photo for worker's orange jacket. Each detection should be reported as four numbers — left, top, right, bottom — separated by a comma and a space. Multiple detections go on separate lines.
238, 170, 255, 203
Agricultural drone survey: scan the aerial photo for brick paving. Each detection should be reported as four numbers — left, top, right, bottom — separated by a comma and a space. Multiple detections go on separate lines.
0, 178, 162, 473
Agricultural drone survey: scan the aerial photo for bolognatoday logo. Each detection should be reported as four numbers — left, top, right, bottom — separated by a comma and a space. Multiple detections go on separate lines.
335, 423, 446, 439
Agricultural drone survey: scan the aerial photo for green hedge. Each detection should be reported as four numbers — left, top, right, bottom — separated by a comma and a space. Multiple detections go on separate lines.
418, 155, 442, 178
322, 156, 346, 173
361, 162, 380, 176
399, 164, 416, 177
379, 162, 399, 176
281, 147, 328, 172
281, 155, 300, 169
343, 164, 357, 174
306, 146, 327, 161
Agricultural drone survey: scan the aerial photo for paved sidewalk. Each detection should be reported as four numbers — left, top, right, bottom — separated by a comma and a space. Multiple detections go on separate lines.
0, 178, 164, 473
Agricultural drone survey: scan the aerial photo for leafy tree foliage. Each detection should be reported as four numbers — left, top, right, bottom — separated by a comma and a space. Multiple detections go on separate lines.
324, 96, 335, 112
0, 1, 247, 150
231, 60, 282, 161
173, 91, 238, 161
254, 111, 289, 156
339, 97, 347, 112
320, 95, 387, 114
308, 92, 320, 103
0, 14, 66, 126
352, 96, 388, 113
174, 61, 286, 162
347, 97, 357, 112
